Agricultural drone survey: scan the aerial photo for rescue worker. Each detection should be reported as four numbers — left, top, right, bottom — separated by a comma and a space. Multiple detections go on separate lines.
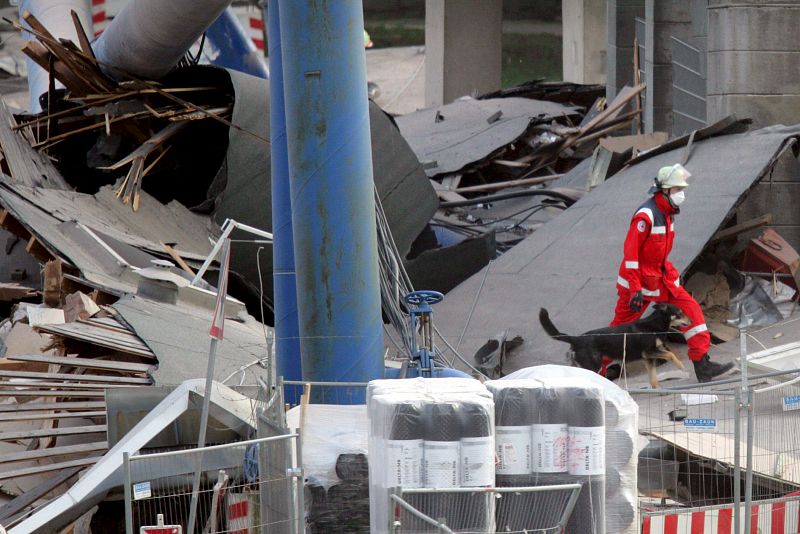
603, 163, 734, 383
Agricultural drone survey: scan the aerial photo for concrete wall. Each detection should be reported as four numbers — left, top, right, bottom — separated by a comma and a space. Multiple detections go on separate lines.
424, 0, 502, 106
606, 0, 644, 100
643, 0, 691, 133
736, 151, 800, 253
563, 0, 607, 84
707, 1, 800, 128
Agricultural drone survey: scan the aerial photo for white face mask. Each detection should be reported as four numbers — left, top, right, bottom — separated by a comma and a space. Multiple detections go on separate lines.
670, 190, 685, 206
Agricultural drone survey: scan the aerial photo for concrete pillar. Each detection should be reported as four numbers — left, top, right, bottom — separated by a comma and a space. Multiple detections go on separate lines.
424, 0, 502, 107
707, 1, 800, 128
563, 0, 607, 85
644, 0, 691, 133
606, 0, 645, 100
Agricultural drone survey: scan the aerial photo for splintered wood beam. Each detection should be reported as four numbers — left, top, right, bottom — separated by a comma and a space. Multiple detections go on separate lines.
0, 466, 83, 522
0, 456, 101, 481
0, 424, 106, 441
70, 10, 95, 60
0, 390, 105, 397
0, 370, 150, 385
0, 209, 31, 241
0, 400, 106, 412
6, 354, 154, 373
26, 236, 55, 262
0, 441, 107, 464
0, 411, 105, 423
0, 380, 142, 390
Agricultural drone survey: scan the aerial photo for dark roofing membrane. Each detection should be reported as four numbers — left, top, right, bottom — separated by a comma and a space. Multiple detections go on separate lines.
433, 125, 800, 372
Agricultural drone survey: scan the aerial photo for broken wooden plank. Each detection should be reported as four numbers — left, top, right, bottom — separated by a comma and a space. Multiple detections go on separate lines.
0, 370, 151, 385
0, 400, 106, 412
26, 236, 55, 263
0, 101, 70, 189
0, 390, 105, 397
711, 213, 774, 243
0, 441, 107, 464
0, 466, 82, 522
162, 242, 195, 275
0, 411, 105, 423
0, 380, 142, 389
0, 456, 101, 481
6, 354, 154, 373
70, 10, 95, 60
0, 209, 31, 240
0, 424, 106, 441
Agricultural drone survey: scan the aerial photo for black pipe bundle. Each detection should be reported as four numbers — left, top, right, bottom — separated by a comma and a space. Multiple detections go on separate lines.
453, 402, 494, 531
566, 388, 605, 534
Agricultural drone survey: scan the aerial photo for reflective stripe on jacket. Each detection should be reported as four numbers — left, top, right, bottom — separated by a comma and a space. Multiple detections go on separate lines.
616, 194, 681, 300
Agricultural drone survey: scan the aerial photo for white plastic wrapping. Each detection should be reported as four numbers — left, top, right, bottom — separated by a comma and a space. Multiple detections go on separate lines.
367, 378, 495, 533
286, 404, 370, 532
487, 376, 606, 534
503, 365, 640, 534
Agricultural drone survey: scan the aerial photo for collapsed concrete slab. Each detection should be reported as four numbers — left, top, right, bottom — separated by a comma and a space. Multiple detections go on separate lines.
433, 124, 800, 372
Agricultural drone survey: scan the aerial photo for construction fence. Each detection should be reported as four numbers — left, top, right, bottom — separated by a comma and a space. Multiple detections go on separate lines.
634, 365, 800, 533
122, 433, 304, 534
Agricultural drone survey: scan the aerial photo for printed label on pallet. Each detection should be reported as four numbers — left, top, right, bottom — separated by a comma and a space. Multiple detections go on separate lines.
532, 423, 568, 473
568, 426, 605, 476
424, 441, 460, 488
783, 395, 800, 412
386, 439, 424, 488
495, 426, 532, 475
461, 436, 494, 486
683, 418, 717, 432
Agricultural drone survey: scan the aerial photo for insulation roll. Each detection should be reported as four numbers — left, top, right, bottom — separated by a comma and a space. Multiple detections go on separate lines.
423, 402, 461, 525
455, 401, 493, 532
605, 467, 621, 498
604, 401, 619, 427
606, 494, 636, 532
531, 386, 568, 475
494, 387, 533, 482
606, 429, 634, 469
388, 402, 426, 531
566, 388, 605, 534
327, 482, 370, 531
335, 453, 369, 483
305, 476, 333, 533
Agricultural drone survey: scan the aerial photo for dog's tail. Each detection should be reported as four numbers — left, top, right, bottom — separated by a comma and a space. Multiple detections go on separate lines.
538, 308, 577, 344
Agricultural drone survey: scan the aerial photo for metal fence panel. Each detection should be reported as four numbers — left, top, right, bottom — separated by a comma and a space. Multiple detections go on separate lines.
392, 484, 581, 534
124, 434, 303, 534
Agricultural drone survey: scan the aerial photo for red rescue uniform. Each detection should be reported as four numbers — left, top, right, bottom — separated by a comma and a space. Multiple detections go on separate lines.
601, 193, 710, 374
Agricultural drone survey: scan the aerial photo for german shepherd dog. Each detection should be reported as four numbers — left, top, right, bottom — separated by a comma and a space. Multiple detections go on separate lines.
538, 303, 691, 388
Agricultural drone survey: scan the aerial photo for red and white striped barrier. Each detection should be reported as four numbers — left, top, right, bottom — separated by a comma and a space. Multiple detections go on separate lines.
226, 493, 253, 534
91, 0, 108, 37
642, 495, 800, 534
248, 14, 264, 53
232, 7, 265, 54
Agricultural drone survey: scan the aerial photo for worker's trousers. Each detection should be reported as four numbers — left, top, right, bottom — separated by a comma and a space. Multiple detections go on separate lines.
600, 285, 710, 375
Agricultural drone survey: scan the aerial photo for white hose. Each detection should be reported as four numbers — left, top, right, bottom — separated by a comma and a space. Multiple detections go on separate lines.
19, 0, 93, 113
92, 0, 231, 80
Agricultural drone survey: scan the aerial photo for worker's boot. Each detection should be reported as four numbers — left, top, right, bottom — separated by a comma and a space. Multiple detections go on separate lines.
692, 354, 734, 383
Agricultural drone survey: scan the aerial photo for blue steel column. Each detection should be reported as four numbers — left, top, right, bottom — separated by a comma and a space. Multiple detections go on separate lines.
269, 0, 302, 384
279, 0, 384, 392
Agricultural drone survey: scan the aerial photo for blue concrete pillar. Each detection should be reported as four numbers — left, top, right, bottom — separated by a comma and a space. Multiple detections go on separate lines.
269, 0, 302, 384
279, 0, 384, 392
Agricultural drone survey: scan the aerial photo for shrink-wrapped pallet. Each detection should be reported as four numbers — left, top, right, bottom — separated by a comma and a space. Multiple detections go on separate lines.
367, 378, 495, 533
504, 365, 639, 534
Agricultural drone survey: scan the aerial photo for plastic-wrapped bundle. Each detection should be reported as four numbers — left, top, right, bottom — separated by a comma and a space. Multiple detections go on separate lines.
367, 378, 494, 533
336, 453, 369, 482
566, 387, 605, 534
327, 482, 370, 532
503, 365, 640, 534
454, 402, 495, 531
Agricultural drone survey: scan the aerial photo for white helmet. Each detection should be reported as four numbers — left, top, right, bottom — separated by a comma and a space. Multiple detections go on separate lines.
657, 163, 691, 189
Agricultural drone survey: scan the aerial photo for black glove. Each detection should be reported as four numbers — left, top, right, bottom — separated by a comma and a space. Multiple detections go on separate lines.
629, 291, 644, 312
